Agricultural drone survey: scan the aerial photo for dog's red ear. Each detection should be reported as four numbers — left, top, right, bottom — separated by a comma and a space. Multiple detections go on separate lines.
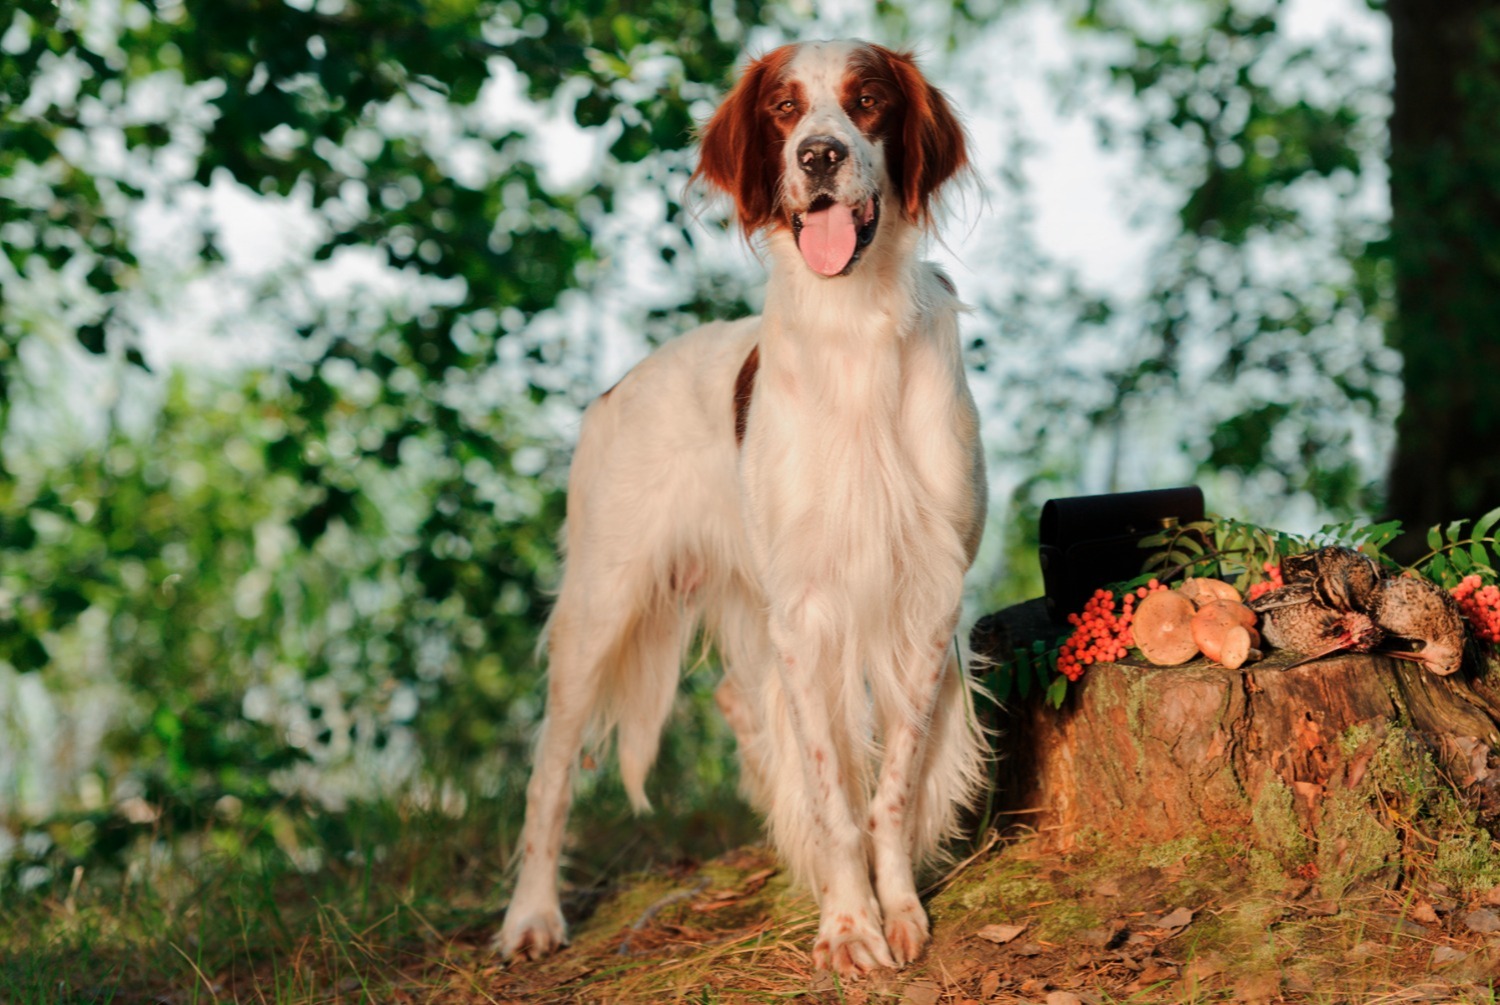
875, 47, 967, 223
693, 48, 792, 234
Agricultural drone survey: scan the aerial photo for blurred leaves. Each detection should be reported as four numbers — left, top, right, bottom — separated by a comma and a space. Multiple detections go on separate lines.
976, 0, 1400, 530
0, 0, 768, 872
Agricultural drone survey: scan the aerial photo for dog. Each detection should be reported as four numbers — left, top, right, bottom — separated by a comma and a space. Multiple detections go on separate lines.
497, 39, 987, 978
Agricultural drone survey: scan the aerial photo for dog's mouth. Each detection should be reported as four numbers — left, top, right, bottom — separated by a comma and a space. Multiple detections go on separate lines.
791, 194, 880, 277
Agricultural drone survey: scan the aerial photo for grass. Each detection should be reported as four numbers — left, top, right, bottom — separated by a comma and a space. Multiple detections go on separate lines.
8, 816, 1500, 1003
0, 781, 754, 1003
6, 773, 1500, 1002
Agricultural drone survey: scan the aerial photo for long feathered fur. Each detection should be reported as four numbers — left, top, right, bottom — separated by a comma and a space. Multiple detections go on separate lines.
499, 40, 988, 979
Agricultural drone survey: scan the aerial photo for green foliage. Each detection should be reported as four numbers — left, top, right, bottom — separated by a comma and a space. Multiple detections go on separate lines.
0, 0, 776, 854
1407, 506, 1500, 588
1010, 0, 1399, 517
1137, 508, 1500, 592
0, 371, 556, 871
1139, 514, 1403, 592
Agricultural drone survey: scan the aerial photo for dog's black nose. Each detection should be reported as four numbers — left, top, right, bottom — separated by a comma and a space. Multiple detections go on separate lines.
797, 135, 847, 178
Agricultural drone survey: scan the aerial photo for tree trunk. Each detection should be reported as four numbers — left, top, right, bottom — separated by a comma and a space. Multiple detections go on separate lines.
972, 602, 1500, 872
1384, 0, 1500, 529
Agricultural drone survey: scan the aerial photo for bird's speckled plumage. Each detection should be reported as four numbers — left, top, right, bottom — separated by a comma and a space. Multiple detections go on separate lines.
1249, 547, 1468, 675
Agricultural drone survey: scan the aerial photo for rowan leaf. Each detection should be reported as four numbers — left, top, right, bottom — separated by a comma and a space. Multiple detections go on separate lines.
989, 661, 1013, 703
1476, 506, 1500, 542
1045, 674, 1068, 709
1364, 520, 1403, 550
1429, 553, 1450, 584
1471, 541, 1493, 576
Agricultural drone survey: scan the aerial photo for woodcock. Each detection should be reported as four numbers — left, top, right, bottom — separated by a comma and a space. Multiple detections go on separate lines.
1248, 546, 1468, 675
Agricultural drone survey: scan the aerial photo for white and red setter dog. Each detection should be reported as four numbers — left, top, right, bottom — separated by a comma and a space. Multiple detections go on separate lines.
498, 40, 987, 977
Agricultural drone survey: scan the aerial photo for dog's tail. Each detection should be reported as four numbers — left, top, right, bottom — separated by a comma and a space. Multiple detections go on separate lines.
590, 589, 697, 813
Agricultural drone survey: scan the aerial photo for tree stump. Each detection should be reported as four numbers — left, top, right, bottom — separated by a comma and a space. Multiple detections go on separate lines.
972, 601, 1500, 887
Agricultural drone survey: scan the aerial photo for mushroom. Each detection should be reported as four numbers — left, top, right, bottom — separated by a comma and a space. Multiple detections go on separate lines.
1191, 599, 1262, 670
1133, 589, 1200, 666
1179, 577, 1242, 607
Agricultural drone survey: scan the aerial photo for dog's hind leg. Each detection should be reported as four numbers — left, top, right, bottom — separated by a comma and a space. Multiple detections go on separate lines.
494, 584, 610, 961
497, 560, 695, 961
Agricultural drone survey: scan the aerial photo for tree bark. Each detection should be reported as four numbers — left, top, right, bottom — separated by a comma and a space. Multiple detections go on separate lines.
1384, 0, 1500, 529
973, 601, 1500, 857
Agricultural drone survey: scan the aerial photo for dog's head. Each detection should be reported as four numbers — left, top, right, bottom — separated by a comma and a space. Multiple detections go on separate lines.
693, 41, 967, 278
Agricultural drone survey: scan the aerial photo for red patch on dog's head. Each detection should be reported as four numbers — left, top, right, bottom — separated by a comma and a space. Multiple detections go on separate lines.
858, 45, 967, 223
694, 42, 967, 234
692, 46, 797, 234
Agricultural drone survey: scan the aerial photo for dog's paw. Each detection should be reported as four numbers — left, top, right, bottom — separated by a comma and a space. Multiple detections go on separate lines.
494, 907, 568, 962
811, 909, 896, 978
882, 897, 930, 966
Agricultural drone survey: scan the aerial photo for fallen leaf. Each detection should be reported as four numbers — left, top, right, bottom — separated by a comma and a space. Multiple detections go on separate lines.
689, 896, 741, 912
1233, 972, 1280, 1003
1483, 884, 1500, 907
1376, 913, 1428, 937
1156, 906, 1194, 930
741, 867, 777, 893
1014, 942, 1045, 957
1094, 878, 1122, 898
1431, 945, 1469, 967
1182, 952, 1224, 984
1462, 908, 1500, 933
690, 866, 778, 911
974, 922, 1026, 944
1128, 962, 1179, 991
901, 981, 940, 1005
1045, 993, 1083, 1005
1019, 977, 1050, 996
1410, 899, 1440, 925
979, 970, 1001, 999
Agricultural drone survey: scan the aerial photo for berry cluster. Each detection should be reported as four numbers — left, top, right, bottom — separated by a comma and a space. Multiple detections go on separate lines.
1056, 581, 1167, 682
1451, 575, 1500, 644
1246, 561, 1285, 601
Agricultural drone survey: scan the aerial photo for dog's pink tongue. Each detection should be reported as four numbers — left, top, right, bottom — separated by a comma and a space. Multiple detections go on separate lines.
798, 203, 857, 276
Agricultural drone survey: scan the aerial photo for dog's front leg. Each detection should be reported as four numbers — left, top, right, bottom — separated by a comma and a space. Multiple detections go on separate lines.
868, 628, 965, 965
769, 617, 896, 978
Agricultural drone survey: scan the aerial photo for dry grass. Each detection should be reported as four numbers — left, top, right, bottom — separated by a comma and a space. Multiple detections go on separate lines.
8, 814, 1500, 1003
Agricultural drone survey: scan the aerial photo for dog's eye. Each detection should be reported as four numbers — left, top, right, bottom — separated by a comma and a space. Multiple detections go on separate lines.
858, 94, 877, 110
777, 99, 798, 115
